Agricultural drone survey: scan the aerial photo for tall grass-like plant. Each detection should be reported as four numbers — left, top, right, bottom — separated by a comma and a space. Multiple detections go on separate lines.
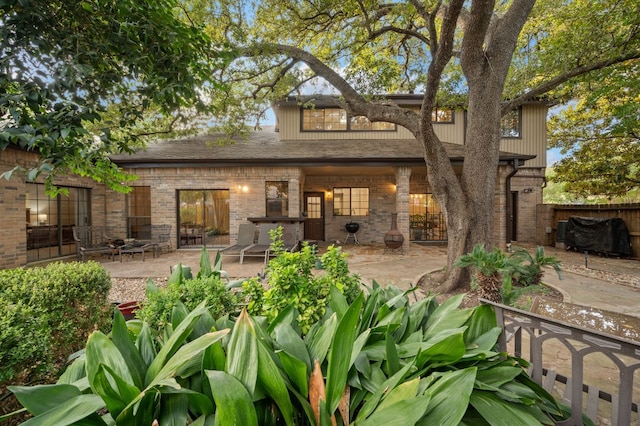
8, 282, 572, 425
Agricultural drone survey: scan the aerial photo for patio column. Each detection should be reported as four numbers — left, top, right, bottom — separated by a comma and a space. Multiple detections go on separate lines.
288, 178, 301, 217
395, 167, 411, 251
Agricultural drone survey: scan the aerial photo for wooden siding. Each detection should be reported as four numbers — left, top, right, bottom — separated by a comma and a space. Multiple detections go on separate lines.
277, 104, 547, 168
277, 106, 464, 142
500, 104, 547, 168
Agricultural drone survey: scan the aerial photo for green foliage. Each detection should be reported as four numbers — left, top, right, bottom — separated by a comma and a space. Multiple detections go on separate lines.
137, 247, 240, 331
0, 0, 232, 193
244, 243, 362, 334
8, 284, 568, 425
456, 244, 562, 305
0, 262, 112, 385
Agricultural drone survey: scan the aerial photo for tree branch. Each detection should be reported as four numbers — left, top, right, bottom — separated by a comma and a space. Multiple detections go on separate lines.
502, 51, 640, 113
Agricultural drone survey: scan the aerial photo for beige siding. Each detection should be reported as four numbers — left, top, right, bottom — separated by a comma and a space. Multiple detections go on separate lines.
500, 104, 547, 168
277, 106, 464, 142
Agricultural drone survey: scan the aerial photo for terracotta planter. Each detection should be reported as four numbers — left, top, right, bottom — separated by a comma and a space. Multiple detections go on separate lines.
117, 301, 142, 320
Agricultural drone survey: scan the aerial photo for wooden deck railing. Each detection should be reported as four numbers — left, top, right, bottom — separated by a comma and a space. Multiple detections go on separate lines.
484, 300, 640, 425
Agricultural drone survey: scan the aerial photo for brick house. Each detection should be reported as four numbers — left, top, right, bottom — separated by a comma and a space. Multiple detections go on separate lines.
0, 95, 547, 269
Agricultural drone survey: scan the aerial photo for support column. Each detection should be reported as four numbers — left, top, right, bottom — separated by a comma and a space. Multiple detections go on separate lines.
395, 167, 411, 251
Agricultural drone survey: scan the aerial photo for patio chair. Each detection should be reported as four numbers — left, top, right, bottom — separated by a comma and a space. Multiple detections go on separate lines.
220, 223, 256, 261
73, 225, 116, 261
151, 224, 173, 254
240, 223, 279, 265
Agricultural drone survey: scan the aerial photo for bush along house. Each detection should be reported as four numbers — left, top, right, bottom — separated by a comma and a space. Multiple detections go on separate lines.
0, 94, 547, 268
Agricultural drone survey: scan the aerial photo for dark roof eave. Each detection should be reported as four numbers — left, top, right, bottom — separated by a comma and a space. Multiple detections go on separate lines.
112, 153, 534, 169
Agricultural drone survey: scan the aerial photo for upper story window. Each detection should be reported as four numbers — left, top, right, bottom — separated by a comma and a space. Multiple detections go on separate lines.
302, 108, 395, 131
501, 108, 522, 138
266, 181, 289, 217
431, 107, 454, 123
333, 187, 369, 216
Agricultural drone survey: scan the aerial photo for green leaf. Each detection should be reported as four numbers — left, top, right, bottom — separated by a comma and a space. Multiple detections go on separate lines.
329, 285, 349, 318
158, 393, 189, 426
152, 330, 229, 385
424, 294, 473, 337
470, 390, 550, 425
226, 309, 258, 395
85, 331, 135, 392
326, 292, 363, 413
18, 394, 106, 426
198, 246, 212, 278
272, 322, 311, 372
91, 363, 140, 417
145, 301, 209, 385
9, 384, 83, 416
111, 309, 146, 389
385, 327, 400, 376
277, 349, 309, 397
355, 394, 431, 426
307, 313, 338, 365
136, 323, 157, 367
257, 343, 294, 426
205, 370, 258, 426
356, 362, 415, 422
420, 367, 477, 426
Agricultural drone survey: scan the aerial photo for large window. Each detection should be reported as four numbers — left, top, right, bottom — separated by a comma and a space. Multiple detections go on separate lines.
501, 108, 521, 138
26, 183, 90, 262
266, 181, 289, 217
302, 108, 395, 131
333, 188, 369, 216
127, 186, 151, 239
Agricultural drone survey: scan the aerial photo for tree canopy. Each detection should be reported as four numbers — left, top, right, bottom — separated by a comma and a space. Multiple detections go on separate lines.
0, 0, 230, 192
203, 0, 639, 288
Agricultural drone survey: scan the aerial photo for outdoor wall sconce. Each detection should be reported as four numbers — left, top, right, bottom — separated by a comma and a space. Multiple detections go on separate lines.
326, 190, 333, 199
237, 185, 249, 193
523, 188, 534, 193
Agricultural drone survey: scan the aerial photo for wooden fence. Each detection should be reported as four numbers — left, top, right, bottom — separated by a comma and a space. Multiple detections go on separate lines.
537, 203, 640, 259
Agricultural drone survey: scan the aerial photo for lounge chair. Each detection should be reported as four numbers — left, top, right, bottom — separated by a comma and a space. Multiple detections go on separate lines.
73, 225, 116, 261
240, 223, 279, 264
220, 223, 256, 261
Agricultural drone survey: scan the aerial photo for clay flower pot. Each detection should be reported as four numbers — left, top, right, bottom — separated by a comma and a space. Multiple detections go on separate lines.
117, 301, 142, 320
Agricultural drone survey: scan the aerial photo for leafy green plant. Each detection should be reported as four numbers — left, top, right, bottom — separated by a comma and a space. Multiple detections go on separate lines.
456, 244, 562, 306
137, 247, 240, 331
8, 283, 570, 425
0, 262, 112, 385
512, 246, 563, 286
244, 242, 361, 334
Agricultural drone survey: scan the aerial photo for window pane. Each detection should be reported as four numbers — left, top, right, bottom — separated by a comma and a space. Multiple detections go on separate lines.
432, 108, 453, 123
266, 181, 289, 217
501, 109, 521, 137
333, 188, 350, 216
128, 186, 151, 239
351, 188, 369, 216
333, 187, 369, 216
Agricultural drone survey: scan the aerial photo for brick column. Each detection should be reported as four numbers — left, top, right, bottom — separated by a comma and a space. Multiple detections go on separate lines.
395, 167, 411, 251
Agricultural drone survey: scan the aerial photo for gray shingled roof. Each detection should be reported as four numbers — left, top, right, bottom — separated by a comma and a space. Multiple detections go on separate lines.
110, 126, 534, 167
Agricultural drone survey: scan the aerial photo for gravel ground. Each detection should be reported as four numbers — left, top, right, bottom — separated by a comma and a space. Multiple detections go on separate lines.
109, 277, 169, 304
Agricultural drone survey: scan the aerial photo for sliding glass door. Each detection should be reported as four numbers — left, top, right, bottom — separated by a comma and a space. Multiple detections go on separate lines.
178, 190, 230, 248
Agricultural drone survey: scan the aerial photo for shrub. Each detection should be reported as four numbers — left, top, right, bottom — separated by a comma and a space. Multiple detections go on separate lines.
137, 275, 239, 330
0, 261, 112, 424
243, 243, 362, 334
136, 247, 240, 331
8, 285, 571, 425
0, 261, 112, 386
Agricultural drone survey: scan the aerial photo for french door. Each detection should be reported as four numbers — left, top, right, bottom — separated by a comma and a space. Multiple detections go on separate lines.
178, 190, 230, 248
